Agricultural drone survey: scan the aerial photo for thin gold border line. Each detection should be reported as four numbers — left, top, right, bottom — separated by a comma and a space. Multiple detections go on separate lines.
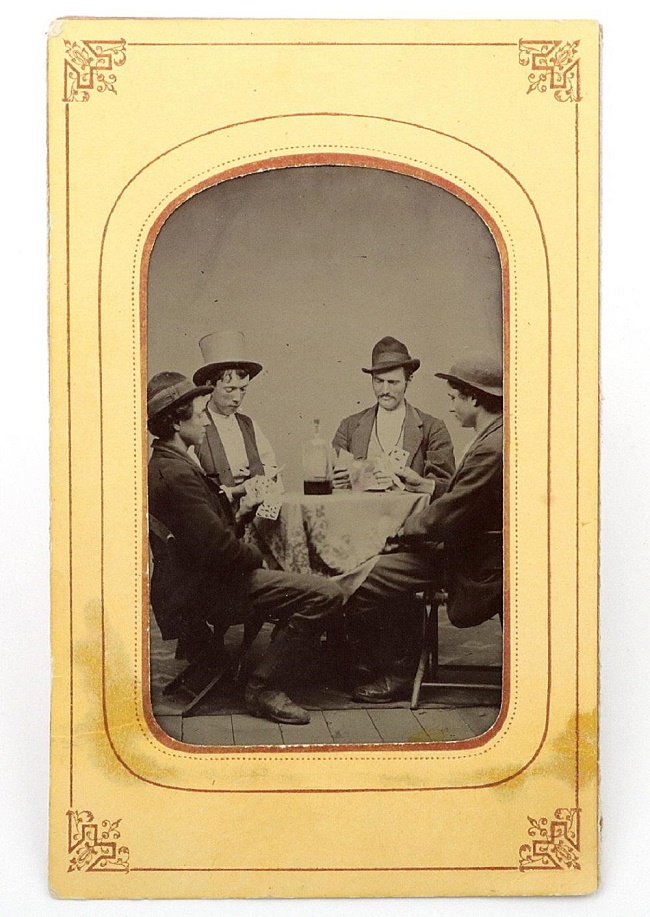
575, 101, 580, 811
98, 112, 552, 792
65, 101, 74, 810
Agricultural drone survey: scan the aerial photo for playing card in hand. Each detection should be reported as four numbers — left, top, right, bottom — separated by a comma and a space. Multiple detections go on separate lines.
389, 448, 409, 472
256, 498, 282, 521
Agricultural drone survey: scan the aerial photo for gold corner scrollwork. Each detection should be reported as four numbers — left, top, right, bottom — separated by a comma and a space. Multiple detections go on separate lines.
63, 39, 127, 102
519, 807, 581, 871
67, 809, 130, 872
519, 40, 581, 102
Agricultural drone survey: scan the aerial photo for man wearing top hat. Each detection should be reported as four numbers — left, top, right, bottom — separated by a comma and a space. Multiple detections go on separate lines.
332, 336, 455, 494
147, 371, 343, 725
193, 331, 279, 501
347, 352, 504, 704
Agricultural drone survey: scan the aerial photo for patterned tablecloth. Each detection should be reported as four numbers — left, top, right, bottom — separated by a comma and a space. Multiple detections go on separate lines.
253, 491, 430, 600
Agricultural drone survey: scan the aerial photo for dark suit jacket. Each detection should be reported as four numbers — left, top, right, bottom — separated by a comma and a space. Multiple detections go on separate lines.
148, 440, 263, 640
401, 415, 503, 628
332, 402, 455, 495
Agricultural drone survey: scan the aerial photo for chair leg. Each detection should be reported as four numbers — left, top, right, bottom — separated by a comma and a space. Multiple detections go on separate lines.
410, 590, 444, 709
410, 596, 435, 710
162, 654, 231, 716
409, 641, 429, 710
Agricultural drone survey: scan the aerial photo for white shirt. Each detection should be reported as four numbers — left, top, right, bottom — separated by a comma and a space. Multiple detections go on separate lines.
367, 401, 407, 459
206, 405, 278, 484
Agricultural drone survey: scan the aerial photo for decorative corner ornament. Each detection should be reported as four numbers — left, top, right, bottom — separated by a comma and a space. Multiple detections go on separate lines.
63, 39, 127, 102
519, 40, 581, 102
67, 810, 130, 872
519, 807, 581, 870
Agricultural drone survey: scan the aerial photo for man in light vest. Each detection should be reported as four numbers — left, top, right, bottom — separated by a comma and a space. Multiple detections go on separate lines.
193, 331, 279, 502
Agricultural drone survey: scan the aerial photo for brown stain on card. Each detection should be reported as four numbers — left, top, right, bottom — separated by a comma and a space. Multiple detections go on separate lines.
74, 600, 179, 785
471, 710, 597, 796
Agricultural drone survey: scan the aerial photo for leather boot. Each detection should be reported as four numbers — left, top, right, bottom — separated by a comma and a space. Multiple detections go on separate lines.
245, 627, 311, 725
351, 601, 421, 703
352, 651, 415, 703
352, 670, 413, 704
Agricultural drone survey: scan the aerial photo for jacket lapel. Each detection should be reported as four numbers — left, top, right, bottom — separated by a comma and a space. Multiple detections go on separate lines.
153, 441, 235, 522
453, 415, 503, 478
153, 441, 207, 476
350, 406, 377, 460
403, 403, 424, 467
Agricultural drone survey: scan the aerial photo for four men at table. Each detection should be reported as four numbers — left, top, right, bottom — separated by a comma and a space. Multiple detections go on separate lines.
147, 333, 503, 723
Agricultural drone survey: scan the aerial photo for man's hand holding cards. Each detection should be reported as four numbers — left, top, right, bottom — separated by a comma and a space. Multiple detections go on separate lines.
244, 470, 284, 521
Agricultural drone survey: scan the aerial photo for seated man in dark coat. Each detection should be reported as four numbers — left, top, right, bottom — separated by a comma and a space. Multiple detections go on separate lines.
332, 336, 455, 494
147, 371, 343, 726
347, 352, 504, 703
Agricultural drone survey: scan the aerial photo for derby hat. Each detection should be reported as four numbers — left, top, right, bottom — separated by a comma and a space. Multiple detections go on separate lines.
192, 330, 263, 387
435, 352, 503, 397
361, 336, 421, 375
147, 371, 212, 422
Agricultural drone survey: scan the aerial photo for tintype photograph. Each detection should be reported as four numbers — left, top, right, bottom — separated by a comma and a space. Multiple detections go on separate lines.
145, 163, 505, 747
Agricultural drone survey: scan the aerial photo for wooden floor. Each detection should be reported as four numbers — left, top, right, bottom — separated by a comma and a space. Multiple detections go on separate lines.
156, 702, 501, 747
150, 613, 503, 748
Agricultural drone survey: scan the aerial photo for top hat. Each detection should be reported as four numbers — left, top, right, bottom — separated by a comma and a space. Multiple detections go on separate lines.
435, 352, 503, 397
147, 371, 212, 422
192, 331, 263, 387
361, 336, 420, 375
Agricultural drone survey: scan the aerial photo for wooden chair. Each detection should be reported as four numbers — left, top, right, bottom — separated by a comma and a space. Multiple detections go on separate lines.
149, 513, 262, 715
410, 537, 503, 710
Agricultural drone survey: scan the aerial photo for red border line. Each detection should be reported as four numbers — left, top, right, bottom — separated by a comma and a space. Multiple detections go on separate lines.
138, 152, 512, 758
96, 112, 552, 792
129, 42, 518, 48
574, 102, 580, 811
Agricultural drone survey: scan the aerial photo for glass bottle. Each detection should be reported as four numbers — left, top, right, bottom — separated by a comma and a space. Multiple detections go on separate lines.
302, 419, 333, 495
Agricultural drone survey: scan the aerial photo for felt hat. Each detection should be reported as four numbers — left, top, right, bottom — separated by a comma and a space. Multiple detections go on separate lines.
361, 336, 420, 375
147, 371, 212, 421
193, 331, 263, 386
435, 352, 503, 397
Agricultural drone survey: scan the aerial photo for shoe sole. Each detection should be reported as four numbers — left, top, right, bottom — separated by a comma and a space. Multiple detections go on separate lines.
352, 693, 411, 704
247, 706, 311, 725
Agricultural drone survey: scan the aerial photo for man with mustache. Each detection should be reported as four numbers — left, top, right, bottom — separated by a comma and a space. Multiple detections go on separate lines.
332, 336, 455, 493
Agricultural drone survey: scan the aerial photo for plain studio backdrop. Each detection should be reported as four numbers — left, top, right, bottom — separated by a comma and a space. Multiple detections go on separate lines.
147, 164, 503, 490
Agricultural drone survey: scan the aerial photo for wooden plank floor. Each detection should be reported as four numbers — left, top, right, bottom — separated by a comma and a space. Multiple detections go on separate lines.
154, 703, 500, 747
149, 612, 503, 747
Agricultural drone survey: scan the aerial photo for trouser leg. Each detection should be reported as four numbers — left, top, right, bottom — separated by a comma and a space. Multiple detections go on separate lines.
244, 570, 344, 724
346, 550, 442, 701
246, 569, 344, 636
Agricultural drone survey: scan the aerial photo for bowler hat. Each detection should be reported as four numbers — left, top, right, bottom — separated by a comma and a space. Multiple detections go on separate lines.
147, 371, 212, 422
362, 336, 420, 375
435, 352, 503, 397
193, 330, 263, 386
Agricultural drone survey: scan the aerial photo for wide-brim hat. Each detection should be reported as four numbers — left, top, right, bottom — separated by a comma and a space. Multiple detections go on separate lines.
435, 352, 503, 397
193, 330, 263, 386
362, 336, 420, 375
147, 371, 212, 421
